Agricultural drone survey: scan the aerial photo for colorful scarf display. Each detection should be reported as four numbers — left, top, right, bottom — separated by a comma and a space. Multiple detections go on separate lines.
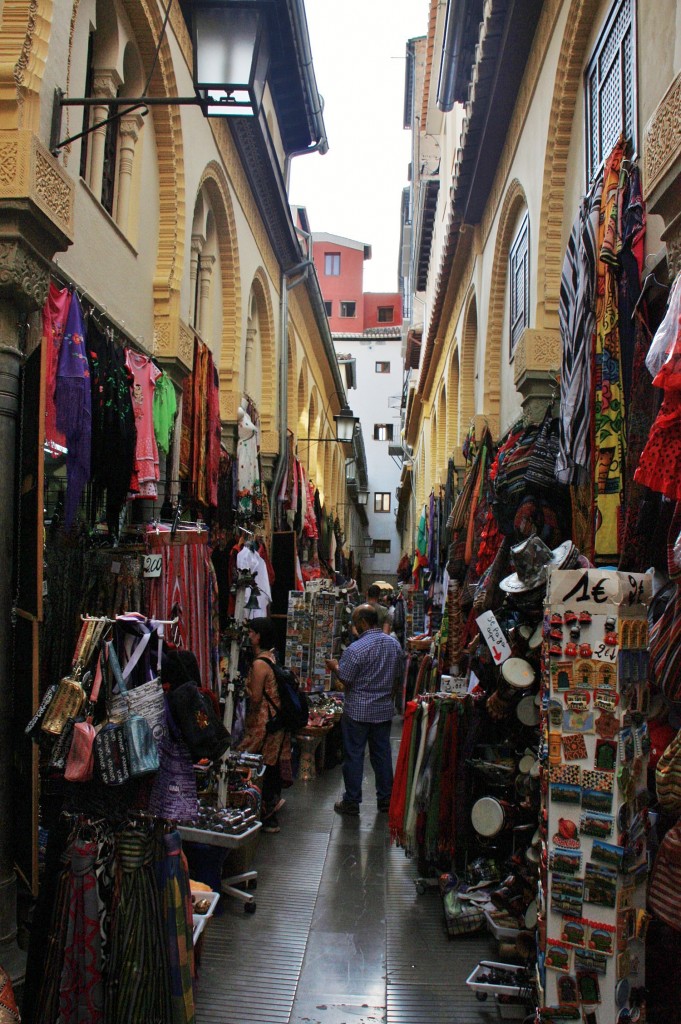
55, 293, 91, 528
593, 134, 627, 561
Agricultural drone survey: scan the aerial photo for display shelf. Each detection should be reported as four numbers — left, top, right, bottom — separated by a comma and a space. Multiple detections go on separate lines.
466, 960, 533, 998
191, 890, 220, 943
178, 820, 262, 848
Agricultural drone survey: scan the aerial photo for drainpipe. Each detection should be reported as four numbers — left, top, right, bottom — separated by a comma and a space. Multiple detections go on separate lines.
285, 0, 329, 158
270, 260, 312, 525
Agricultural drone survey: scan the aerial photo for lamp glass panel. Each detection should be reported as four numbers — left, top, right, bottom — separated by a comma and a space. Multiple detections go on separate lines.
195, 8, 259, 88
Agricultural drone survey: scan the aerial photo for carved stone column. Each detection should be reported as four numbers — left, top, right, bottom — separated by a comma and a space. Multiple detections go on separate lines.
188, 234, 204, 328
88, 69, 122, 202
643, 71, 681, 275
197, 254, 215, 340
513, 327, 561, 424
243, 324, 256, 397
115, 113, 144, 233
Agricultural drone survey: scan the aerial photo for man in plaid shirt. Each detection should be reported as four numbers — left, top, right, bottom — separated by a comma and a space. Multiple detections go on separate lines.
326, 604, 403, 815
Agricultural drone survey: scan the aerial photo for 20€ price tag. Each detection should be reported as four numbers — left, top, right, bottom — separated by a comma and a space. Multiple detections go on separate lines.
143, 554, 163, 578
475, 610, 512, 665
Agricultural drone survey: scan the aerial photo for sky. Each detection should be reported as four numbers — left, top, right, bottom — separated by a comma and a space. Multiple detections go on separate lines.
289, 0, 427, 294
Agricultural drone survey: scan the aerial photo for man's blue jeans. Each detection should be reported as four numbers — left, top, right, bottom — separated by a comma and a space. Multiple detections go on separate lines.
341, 715, 393, 806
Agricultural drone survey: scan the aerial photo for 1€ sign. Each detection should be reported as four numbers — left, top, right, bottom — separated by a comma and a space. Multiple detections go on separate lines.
475, 610, 512, 665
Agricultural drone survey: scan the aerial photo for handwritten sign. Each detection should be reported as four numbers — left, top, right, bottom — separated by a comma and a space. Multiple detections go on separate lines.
475, 610, 512, 665
547, 570, 651, 611
143, 554, 163, 578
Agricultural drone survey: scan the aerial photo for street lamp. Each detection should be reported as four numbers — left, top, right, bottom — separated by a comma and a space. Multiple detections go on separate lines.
332, 405, 360, 443
357, 488, 369, 506
190, 0, 271, 117
51, 0, 273, 152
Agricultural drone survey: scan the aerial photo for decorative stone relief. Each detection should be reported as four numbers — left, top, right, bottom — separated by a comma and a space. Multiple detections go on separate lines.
0, 130, 73, 241
0, 239, 49, 309
513, 328, 561, 387
178, 321, 193, 366
643, 72, 681, 200
33, 146, 73, 233
154, 319, 171, 353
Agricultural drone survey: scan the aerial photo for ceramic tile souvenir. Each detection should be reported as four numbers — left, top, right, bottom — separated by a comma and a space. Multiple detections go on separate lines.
595, 711, 620, 740
577, 969, 602, 1003
573, 660, 595, 689
594, 662, 616, 690
584, 863, 617, 908
561, 916, 587, 948
563, 710, 595, 734
563, 733, 588, 761
594, 739, 617, 771
553, 817, 581, 849
550, 848, 583, 875
557, 974, 579, 1005
549, 731, 563, 764
566, 691, 591, 712
579, 811, 614, 838
581, 788, 613, 814
617, 885, 635, 911
549, 700, 564, 729
619, 728, 635, 762
574, 948, 608, 975
616, 949, 630, 980
551, 763, 582, 787
588, 925, 615, 957
591, 840, 624, 871
553, 662, 574, 692
593, 690, 618, 712
546, 940, 573, 972
552, 782, 583, 804
582, 770, 614, 793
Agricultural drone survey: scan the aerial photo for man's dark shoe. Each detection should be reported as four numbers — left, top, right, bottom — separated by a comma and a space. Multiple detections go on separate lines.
334, 799, 360, 816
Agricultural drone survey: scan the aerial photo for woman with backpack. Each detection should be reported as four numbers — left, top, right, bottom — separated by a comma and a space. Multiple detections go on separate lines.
238, 617, 294, 833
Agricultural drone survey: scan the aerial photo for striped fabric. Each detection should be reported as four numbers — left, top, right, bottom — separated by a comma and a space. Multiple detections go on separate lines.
648, 821, 681, 931
656, 729, 681, 815
58, 840, 104, 1023
154, 831, 195, 1024
105, 828, 172, 1024
556, 173, 603, 485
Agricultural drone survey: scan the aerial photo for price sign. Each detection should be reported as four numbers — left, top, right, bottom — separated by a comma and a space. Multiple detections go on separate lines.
143, 554, 163, 578
475, 610, 512, 665
592, 641, 618, 664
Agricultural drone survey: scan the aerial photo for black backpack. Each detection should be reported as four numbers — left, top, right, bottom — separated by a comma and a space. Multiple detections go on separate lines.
255, 658, 309, 734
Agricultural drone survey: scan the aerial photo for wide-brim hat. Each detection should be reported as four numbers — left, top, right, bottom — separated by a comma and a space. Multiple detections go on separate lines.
500, 538, 577, 594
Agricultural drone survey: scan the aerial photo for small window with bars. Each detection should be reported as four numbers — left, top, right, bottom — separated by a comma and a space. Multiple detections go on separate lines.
340, 301, 356, 318
375, 361, 390, 373
374, 492, 391, 513
509, 213, 529, 356
584, 0, 635, 185
377, 306, 394, 323
373, 424, 394, 441
373, 539, 391, 554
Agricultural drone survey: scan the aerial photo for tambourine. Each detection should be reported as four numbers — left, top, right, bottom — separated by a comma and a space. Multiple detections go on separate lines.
528, 623, 544, 651
471, 796, 516, 837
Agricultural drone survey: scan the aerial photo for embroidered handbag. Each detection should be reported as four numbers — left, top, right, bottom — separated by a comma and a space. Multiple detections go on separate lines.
526, 405, 561, 492
148, 705, 198, 821
106, 641, 160, 778
48, 715, 78, 773
93, 721, 130, 785
107, 633, 166, 743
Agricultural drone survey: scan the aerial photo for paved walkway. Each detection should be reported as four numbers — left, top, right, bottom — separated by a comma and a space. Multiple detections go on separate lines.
195, 725, 495, 1024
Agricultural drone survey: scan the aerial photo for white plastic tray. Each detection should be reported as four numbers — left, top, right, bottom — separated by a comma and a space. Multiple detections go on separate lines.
484, 910, 522, 941
465, 960, 527, 997
191, 889, 220, 942
178, 820, 261, 848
